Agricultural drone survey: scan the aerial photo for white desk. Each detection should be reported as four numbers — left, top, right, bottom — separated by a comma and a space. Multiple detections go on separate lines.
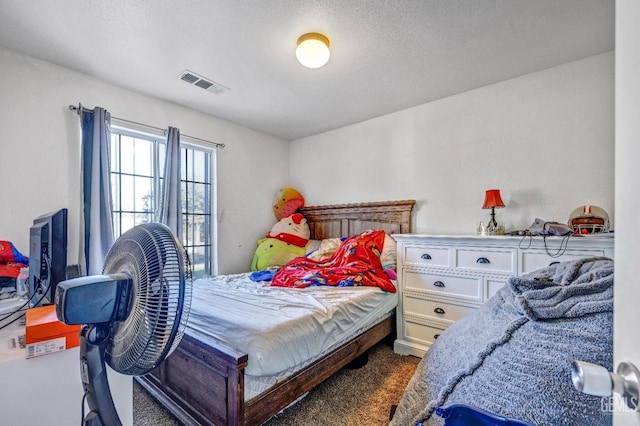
0, 319, 132, 425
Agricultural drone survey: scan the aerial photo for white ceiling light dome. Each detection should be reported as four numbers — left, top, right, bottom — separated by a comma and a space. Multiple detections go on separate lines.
296, 33, 331, 69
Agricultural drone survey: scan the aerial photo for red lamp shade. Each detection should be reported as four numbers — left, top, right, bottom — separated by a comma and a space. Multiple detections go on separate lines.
482, 189, 505, 210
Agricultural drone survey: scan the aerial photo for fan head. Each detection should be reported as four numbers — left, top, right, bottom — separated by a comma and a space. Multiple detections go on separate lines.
56, 223, 192, 375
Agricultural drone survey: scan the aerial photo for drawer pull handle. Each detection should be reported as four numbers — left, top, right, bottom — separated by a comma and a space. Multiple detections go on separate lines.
433, 280, 445, 288
549, 261, 560, 267
434, 334, 440, 340
434, 307, 446, 315
476, 257, 490, 264
421, 253, 432, 260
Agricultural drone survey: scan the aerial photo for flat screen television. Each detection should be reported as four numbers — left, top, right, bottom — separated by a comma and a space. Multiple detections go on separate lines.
28, 208, 68, 306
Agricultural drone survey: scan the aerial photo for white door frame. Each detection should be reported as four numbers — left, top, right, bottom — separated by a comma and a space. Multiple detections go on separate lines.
614, 1, 640, 424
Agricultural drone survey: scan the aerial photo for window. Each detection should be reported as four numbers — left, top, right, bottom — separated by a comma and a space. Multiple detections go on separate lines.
180, 147, 215, 277
110, 127, 216, 277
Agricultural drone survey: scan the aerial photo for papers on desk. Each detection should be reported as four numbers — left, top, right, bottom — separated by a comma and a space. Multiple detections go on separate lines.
0, 298, 27, 363
0, 321, 25, 363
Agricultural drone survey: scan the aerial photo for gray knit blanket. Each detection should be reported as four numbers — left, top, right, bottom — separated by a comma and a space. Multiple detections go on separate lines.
390, 257, 613, 426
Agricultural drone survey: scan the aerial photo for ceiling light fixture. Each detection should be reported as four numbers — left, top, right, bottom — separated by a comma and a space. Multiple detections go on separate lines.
296, 33, 331, 69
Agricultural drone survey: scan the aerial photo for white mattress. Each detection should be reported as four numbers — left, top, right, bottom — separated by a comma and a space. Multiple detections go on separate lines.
186, 272, 397, 381
243, 309, 395, 401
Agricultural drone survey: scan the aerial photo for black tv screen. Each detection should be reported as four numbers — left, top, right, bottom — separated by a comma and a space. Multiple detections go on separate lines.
28, 208, 68, 306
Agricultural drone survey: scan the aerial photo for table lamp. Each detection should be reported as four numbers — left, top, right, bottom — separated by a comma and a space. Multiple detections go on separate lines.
482, 189, 505, 230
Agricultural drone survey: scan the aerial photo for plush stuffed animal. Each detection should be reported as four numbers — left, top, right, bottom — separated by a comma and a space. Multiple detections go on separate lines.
267, 213, 310, 247
273, 187, 305, 220
251, 213, 311, 271
251, 238, 306, 271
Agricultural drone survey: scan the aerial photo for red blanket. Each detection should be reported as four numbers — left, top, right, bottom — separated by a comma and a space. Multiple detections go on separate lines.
0, 240, 28, 279
271, 229, 396, 293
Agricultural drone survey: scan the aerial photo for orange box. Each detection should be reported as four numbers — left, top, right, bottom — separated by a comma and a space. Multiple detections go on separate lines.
25, 305, 81, 358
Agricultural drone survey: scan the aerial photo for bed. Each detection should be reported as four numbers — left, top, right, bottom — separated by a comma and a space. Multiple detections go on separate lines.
389, 256, 614, 426
136, 199, 415, 426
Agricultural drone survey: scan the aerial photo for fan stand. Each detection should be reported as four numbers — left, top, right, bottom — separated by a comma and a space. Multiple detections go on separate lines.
55, 223, 191, 426
80, 325, 123, 426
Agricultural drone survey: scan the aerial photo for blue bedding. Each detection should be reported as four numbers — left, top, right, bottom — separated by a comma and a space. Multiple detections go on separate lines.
390, 257, 613, 426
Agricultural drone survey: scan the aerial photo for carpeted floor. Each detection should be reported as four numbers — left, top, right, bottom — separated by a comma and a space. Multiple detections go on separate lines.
134, 342, 420, 425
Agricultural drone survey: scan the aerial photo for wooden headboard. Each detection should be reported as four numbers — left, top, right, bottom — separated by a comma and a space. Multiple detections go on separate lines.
299, 200, 415, 239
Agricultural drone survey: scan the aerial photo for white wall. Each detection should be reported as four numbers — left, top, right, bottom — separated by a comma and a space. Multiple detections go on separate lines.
0, 46, 615, 274
290, 52, 614, 235
0, 47, 289, 274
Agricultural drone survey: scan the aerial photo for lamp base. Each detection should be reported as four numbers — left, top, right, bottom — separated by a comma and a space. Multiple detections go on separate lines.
488, 207, 497, 229
486, 208, 504, 235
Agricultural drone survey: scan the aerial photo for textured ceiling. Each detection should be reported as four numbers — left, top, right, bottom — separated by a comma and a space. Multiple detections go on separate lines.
0, 0, 614, 141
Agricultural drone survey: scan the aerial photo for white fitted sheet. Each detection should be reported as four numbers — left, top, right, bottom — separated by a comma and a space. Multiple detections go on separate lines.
186, 272, 397, 380
242, 309, 394, 401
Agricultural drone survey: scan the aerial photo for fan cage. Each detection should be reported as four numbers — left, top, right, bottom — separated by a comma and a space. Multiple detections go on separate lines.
103, 223, 192, 375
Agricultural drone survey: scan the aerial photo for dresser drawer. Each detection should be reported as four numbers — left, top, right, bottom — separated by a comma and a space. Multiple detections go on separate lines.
486, 278, 508, 300
403, 270, 481, 300
404, 296, 477, 322
403, 245, 450, 267
455, 247, 516, 273
405, 321, 446, 346
520, 249, 606, 274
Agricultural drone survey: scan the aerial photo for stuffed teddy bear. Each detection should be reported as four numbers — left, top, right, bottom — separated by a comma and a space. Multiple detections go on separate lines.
273, 187, 305, 220
251, 213, 311, 271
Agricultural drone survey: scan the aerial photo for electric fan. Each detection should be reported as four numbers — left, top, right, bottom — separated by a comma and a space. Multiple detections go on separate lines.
55, 223, 192, 426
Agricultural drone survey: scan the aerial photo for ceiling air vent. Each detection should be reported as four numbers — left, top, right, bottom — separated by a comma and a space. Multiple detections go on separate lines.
178, 70, 229, 95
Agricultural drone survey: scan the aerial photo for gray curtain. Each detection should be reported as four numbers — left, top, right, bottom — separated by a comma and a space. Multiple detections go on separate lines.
81, 106, 115, 275
159, 126, 183, 241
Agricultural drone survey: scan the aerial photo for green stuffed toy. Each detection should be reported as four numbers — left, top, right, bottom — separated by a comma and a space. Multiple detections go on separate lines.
251, 212, 311, 271
251, 238, 306, 271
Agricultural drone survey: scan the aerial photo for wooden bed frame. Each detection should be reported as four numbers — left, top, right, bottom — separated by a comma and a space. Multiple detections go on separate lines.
136, 200, 416, 425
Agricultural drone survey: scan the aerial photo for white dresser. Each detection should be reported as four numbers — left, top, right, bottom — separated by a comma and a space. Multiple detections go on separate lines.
392, 234, 614, 358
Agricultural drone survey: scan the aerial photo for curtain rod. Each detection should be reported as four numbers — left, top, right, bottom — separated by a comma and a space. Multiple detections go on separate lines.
68, 105, 225, 149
